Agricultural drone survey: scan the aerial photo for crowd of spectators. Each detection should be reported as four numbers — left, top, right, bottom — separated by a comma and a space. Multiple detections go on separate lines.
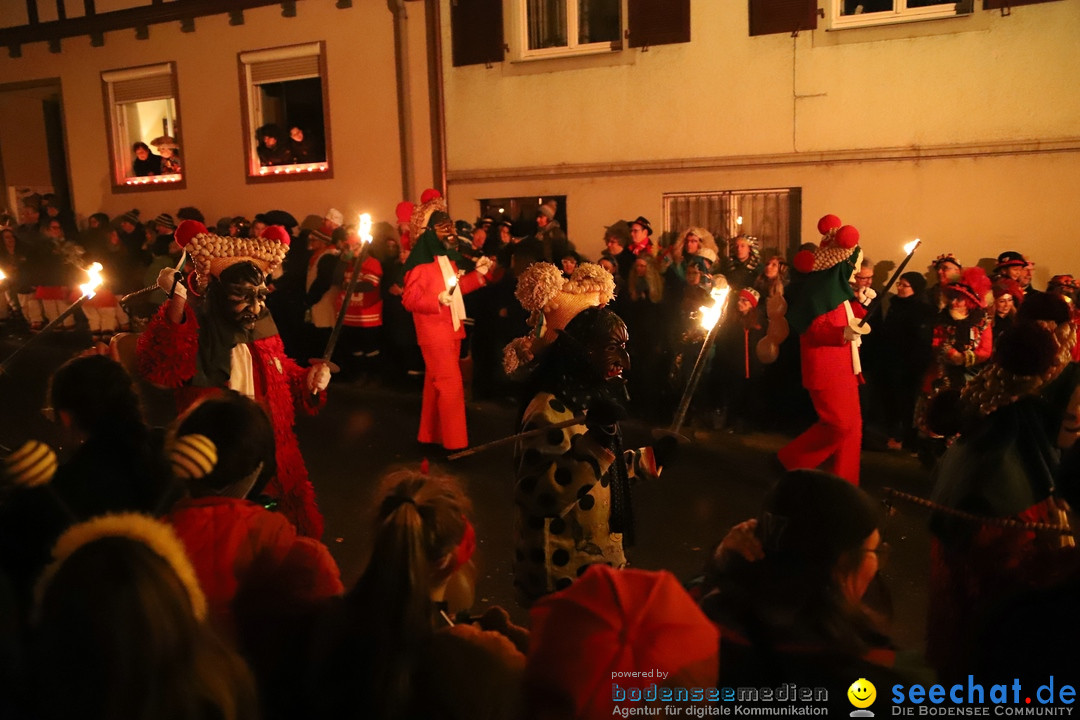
1, 192, 1079, 718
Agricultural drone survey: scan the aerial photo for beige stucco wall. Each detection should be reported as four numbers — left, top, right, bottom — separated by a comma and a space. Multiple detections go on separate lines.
442, 0, 1080, 279
0, 0, 435, 227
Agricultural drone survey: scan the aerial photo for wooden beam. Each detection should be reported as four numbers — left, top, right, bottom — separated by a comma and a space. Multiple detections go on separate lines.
0, 0, 295, 48
56, 0, 66, 21
83, 0, 95, 15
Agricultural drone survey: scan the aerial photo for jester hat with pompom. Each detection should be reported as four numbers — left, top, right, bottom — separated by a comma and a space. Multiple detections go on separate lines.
175, 219, 290, 293
786, 214, 863, 335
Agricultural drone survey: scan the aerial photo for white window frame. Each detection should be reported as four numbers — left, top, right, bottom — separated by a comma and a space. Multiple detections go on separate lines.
101, 62, 185, 191
828, 0, 970, 30
238, 41, 331, 182
509, 0, 626, 62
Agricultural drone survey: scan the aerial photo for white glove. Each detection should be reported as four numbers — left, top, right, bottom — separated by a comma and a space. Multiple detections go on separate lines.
857, 286, 876, 305
843, 320, 871, 343
438, 290, 453, 306
306, 363, 331, 393
474, 256, 493, 276
157, 267, 186, 299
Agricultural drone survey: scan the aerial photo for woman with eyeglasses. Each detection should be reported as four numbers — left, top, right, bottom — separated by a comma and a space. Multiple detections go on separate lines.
876, 271, 934, 451
697, 470, 916, 697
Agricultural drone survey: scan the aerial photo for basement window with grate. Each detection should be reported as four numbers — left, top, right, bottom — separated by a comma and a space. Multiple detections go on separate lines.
101, 62, 185, 192
238, 42, 332, 182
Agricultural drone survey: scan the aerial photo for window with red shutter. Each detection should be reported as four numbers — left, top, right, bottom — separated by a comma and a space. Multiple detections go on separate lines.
451, 0, 505, 67
627, 0, 690, 48
749, 0, 817, 37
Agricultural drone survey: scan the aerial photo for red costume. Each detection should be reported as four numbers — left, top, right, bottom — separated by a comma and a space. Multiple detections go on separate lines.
138, 303, 326, 538
403, 258, 486, 450
777, 215, 866, 485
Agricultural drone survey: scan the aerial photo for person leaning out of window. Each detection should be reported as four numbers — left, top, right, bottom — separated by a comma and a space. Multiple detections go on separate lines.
131, 142, 163, 177
256, 124, 295, 167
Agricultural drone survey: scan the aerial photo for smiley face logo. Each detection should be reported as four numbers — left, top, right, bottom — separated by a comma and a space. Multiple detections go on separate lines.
848, 678, 876, 709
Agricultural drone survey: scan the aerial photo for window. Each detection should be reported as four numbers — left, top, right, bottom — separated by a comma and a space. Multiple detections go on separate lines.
524, 0, 621, 55
663, 188, 801, 262
238, 42, 331, 182
829, 0, 971, 29
101, 62, 185, 191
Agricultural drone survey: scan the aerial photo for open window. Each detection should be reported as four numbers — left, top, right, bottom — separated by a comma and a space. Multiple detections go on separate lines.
828, 0, 972, 30
101, 62, 185, 191
238, 41, 331, 182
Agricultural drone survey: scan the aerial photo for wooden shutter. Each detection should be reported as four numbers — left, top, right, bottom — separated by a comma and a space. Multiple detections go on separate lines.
984, 0, 1062, 9
749, 0, 818, 37
627, 0, 690, 49
450, 0, 504, 67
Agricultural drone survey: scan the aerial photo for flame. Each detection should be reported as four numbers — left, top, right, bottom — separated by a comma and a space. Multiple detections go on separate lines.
736, 216, 743, 226
79, 262, 104, 298
698, 286, 730, 330
0, 268, 6, 282
447, 274, 458, 289
904, 239, 921, 255
358, 213, 373, 244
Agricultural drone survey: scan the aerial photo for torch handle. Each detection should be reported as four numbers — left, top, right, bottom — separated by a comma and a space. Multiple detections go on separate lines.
316, 245, 369, 369
0, 294, 91, 376
858, 241, 921, 328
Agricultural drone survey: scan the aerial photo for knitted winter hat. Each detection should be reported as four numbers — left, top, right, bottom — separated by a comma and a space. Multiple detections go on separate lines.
739, 287, 760, 308
900, 271, 927, 297
325, 208, 344, 226
2, 440, 57, 489
120, 209, 140, 226
177, 219, 289, 293
153, 213, 175, 231
538, 200, 557, 220
791, 215, 860, 274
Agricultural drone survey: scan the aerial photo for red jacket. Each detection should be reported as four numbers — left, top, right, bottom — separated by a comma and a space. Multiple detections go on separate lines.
402, 259, 485, 344
167, 496, 343, 635
799, 302, 865, 391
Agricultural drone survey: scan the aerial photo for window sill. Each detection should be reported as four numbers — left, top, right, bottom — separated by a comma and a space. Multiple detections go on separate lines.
828, 9, 970, 31
512, 41, 621, 63
817, 8, 986, 44
246, 162, 332, 184
112, 173, 186, 193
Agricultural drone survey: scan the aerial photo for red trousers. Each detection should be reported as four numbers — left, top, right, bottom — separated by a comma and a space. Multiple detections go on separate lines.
777, 386, 862, 485
418, 340, 468, 450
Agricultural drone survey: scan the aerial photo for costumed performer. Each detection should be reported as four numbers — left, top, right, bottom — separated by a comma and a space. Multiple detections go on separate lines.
924, 290, 1079, 680
136, 220, 330, 539
777, 214, 867, 485
504, 262, 677, 606
402, 190, 493, 452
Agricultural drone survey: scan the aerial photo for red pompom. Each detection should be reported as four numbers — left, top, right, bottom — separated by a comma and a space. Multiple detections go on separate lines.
395, 201, 414, 224
793, 250, 816, 274
174, 220, 207, 248
420, 458, 430, 475
835, 225, 859, 249
817, 214, 842, 235
260, 225, 291, 247
420, 188, 442, 203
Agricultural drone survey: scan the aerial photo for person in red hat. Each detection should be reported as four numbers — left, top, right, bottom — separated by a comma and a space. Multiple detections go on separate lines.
777, 215, 868, 485
136, 221, 330, 539
712, 286, 766, 433
991, 277, 1023, 345
402, 191, 492, 452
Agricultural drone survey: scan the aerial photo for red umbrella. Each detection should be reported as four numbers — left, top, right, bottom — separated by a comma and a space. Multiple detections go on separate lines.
527, 565, 720, 720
